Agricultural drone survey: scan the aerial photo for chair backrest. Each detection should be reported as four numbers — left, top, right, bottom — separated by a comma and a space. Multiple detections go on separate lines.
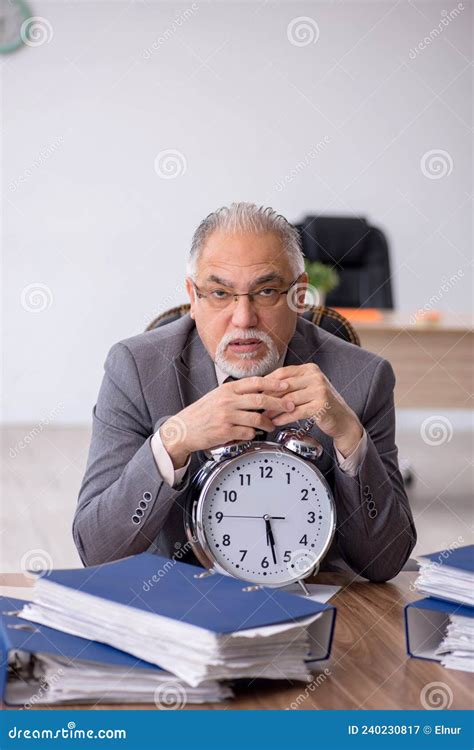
146, 304, 360, 347
295, 215, 393, 309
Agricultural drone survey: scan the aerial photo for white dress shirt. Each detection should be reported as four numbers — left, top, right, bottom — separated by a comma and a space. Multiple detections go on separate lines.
152, 350, 367, 486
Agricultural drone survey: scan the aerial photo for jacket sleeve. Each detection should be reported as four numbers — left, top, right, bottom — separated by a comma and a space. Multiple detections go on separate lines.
72, 342, 193, 566
332, 358, 417, 582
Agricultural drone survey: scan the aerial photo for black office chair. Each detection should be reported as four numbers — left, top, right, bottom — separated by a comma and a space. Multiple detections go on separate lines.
295, 215, 394, 309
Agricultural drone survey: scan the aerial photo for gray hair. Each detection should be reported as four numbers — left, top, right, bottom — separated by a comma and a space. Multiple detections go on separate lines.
186, 202, 305, 280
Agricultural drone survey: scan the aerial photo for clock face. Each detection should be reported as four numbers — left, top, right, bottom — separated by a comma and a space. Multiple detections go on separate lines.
197, 447, 335, 586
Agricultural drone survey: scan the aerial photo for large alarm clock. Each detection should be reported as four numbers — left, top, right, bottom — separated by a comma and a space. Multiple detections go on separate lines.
184, 428, 336, 589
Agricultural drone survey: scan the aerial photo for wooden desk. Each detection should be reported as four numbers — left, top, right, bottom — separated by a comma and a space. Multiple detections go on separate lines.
352, 312, 473, 409
1, 571, 471, 710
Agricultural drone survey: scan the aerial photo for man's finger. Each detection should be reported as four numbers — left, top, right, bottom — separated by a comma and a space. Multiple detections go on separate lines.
235, 394, 295, 413
232, 376, 289, 393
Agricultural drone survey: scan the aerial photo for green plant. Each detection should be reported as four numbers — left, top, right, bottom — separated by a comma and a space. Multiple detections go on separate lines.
304, 259, 339, 294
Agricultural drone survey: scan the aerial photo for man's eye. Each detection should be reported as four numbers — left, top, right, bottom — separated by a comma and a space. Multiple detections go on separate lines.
211, 289, 231, 299
258, 288, 278, 297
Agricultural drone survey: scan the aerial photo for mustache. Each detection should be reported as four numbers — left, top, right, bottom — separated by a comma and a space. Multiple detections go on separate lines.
218, 330, 274, 349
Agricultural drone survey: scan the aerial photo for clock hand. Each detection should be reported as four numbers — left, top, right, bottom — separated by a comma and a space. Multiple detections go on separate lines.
222, 515, 286, 520
264, 515, 277, 564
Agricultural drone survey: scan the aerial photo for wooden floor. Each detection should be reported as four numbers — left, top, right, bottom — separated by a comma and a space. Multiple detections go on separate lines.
1, 417, 472, 572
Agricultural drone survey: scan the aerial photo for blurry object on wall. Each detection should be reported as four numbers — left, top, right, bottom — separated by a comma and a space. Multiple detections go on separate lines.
296, 215, 394, 309
0, 0, 32, 54
303, 259, 339, 307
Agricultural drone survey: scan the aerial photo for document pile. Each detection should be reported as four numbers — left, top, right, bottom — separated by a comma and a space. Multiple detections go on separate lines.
1, 598, 231, 706
404, 544, 474, 672
415, 544, 474, 606
435, 610, 474, 672
12, 553, 336, 696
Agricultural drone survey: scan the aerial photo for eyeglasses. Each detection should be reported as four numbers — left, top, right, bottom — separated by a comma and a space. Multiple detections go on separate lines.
192, 275, 304, 310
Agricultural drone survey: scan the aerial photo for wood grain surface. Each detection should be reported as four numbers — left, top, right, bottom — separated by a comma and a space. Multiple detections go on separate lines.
1, 571, 471, 710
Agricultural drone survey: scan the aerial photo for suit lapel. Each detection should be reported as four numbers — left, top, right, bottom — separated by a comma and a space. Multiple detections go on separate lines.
172, 322, 218, 411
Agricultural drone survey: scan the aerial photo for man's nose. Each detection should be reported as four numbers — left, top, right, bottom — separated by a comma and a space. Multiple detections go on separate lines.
230, 295, 259, 328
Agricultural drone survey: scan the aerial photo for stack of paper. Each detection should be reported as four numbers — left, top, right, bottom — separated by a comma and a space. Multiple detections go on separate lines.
1, 599, 232, 706
435, 614, 474, 672
18, 553, 336, 688
405, 544, 474, 673
414, 545, 474, 606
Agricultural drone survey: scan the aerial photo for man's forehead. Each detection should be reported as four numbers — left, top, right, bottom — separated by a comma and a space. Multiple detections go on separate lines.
199, 261, 289, 285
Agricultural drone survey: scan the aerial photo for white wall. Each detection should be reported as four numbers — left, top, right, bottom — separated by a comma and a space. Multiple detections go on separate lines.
3, 0, 472, 423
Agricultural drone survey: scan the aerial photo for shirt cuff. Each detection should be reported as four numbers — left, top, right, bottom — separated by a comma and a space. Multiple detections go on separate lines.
151, 428, 191, 488
334, 429, 368, 478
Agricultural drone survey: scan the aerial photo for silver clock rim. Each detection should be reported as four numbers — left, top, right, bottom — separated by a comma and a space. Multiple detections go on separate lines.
188, 440, 336, 588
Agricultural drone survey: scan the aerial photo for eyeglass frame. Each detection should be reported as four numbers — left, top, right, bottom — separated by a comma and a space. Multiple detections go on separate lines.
191, 273, 305, 308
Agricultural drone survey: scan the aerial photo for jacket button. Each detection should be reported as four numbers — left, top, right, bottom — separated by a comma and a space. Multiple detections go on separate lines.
132, 515, 141, 525
363, 485, 371, 496
143, 491, 152, 502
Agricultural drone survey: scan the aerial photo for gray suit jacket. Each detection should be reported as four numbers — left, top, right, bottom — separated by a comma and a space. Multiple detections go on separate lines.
73, 314, 416, 581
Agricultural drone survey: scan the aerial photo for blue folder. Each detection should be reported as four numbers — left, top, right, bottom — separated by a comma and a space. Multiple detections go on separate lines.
23, 552, 337, 661
0, 596, 175, 705
404, 597, 474, 663
418, 544, 474, 574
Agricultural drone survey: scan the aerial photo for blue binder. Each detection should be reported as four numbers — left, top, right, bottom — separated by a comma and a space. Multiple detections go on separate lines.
22, 552, 337, 661
0, 596, 174, 705
418, 544, 474, 575
404, 597, 474, 663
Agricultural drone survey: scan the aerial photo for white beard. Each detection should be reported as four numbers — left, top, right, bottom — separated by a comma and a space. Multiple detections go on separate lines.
214, 329, 282, 379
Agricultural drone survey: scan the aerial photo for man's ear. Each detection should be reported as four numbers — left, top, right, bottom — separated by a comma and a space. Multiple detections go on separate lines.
185, 277, 196, 320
